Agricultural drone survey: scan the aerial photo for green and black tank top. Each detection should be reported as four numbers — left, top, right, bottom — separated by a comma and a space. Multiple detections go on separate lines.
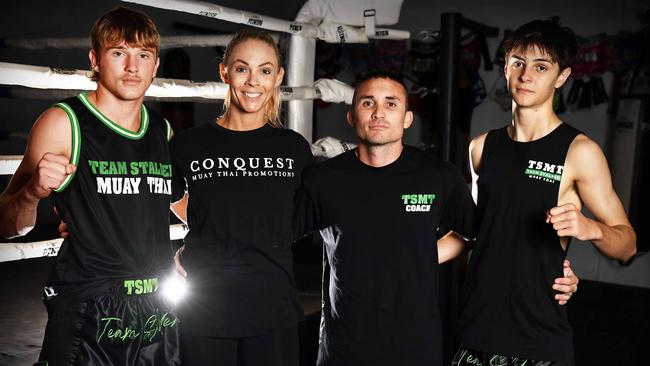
48, 93, 173, 290
458, 122, 581, 361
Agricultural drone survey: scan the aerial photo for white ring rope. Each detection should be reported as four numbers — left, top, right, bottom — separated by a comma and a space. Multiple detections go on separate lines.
120, 0, 410, 43
0, 156, 22, 175
1, 87, 207, 104
0, 134, 354, 263
0, 224, 189, 263
0, 0, 362, 261
0, 62, 353, 103
0, 34, 282, 50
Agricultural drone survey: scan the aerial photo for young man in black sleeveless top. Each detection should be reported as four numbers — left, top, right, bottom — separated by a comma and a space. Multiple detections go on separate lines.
0, 7, 179, 365
455, 20, 636, 366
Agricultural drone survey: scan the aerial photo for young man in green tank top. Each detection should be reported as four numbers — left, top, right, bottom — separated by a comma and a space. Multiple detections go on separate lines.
455, 19, 636, 366
0, 7, 179, 365
0, 6, 160, 239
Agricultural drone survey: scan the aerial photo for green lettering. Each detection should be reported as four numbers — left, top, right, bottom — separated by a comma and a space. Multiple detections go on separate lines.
124, 280, 134, 295
409, 194, 417, 204
88, 160, 99, 174
160, 164, 171, 178
150, 161, 160, 175
143, 279, 154, 294
121, 327, 138, 341
116, 161, 127, 175
99, 161, 109, 175
130, 161, 139, 175
401, 194, 410, 204
98, 317, 121, 342
160, 313, 178, 327
108, 161, 118, 175
134, 279, 143, 295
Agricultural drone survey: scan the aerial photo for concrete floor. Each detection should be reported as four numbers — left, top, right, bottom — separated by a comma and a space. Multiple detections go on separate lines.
0, 257, 50, 366
0, 257, 322, 366
2, 252, 648, 366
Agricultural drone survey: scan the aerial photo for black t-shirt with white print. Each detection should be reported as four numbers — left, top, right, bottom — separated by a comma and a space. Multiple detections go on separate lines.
295, 146, 475, 366
170, 122, 313, 337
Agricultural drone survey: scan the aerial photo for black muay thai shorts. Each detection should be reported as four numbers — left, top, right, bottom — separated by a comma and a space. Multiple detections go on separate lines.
35, 277, 180, 366
452, 347, 574, 366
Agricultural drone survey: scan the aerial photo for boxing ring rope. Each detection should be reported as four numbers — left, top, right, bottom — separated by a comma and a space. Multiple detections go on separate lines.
0, 152, 189, 262
0, 156, 21, 176
0, 0, 402, 263
0, 224, 189, 263
0, 68, 353, 263
120, 0, 410, 43
0, 62, 353, 104
0, 34, 252, 50
117, 0, 410, 139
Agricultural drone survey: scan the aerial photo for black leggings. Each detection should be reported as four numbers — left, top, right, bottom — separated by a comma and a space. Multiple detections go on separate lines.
180, 325, 299, 366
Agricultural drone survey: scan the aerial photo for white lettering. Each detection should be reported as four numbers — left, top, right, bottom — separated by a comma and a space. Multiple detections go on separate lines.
202, 158, 214, 170
233, 158, 246, 171
264, 158, 273, 168
249, 158, 260, 169
405, 204, 431, 212
217, 158, 229, 168
543, 163, 556, 173
97, 177, 112, 194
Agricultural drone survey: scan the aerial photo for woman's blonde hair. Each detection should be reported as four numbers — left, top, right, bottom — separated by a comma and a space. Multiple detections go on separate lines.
221, 30, 283, 128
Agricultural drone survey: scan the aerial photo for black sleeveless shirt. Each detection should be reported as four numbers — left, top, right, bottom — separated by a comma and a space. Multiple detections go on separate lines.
49, 93, 173, 292
458, 123, 580, 361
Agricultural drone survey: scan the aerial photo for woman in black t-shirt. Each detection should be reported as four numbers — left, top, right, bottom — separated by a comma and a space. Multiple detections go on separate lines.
170, 30, 312, 366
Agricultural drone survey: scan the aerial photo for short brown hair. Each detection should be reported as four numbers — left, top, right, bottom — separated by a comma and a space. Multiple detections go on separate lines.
503, 18, 577, 71
90, 6, 160, 80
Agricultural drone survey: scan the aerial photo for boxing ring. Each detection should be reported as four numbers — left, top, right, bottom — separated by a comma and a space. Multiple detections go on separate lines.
0, 0, 411, 264
0, 2, 409, 363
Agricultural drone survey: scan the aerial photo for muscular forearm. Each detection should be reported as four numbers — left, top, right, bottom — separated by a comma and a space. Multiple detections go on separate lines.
589, 221, 636, 262
0, 187, 40, 239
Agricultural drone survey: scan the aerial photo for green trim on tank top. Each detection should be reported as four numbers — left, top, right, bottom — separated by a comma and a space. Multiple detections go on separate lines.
164, 118, 172, 141
77, 92, 149, 140
53, 102, 81, 192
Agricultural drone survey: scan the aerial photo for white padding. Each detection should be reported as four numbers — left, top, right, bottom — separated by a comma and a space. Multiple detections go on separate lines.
0, 156, 22, 175
317, 21, 410, 43
364, 9, 376, 38
1, 35, 246, 50
170, 223, 189, 241
0, 224, 189, 262
121, 0, 320, 38
149, 78, 229, 99
311, 136, 357, 158
297, 0, 403, 26
313, 78, 354, 104
0, 238, 63, 262
0, 62, 352, 103
122, 0, 408, 43
0, 62, 96, 91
